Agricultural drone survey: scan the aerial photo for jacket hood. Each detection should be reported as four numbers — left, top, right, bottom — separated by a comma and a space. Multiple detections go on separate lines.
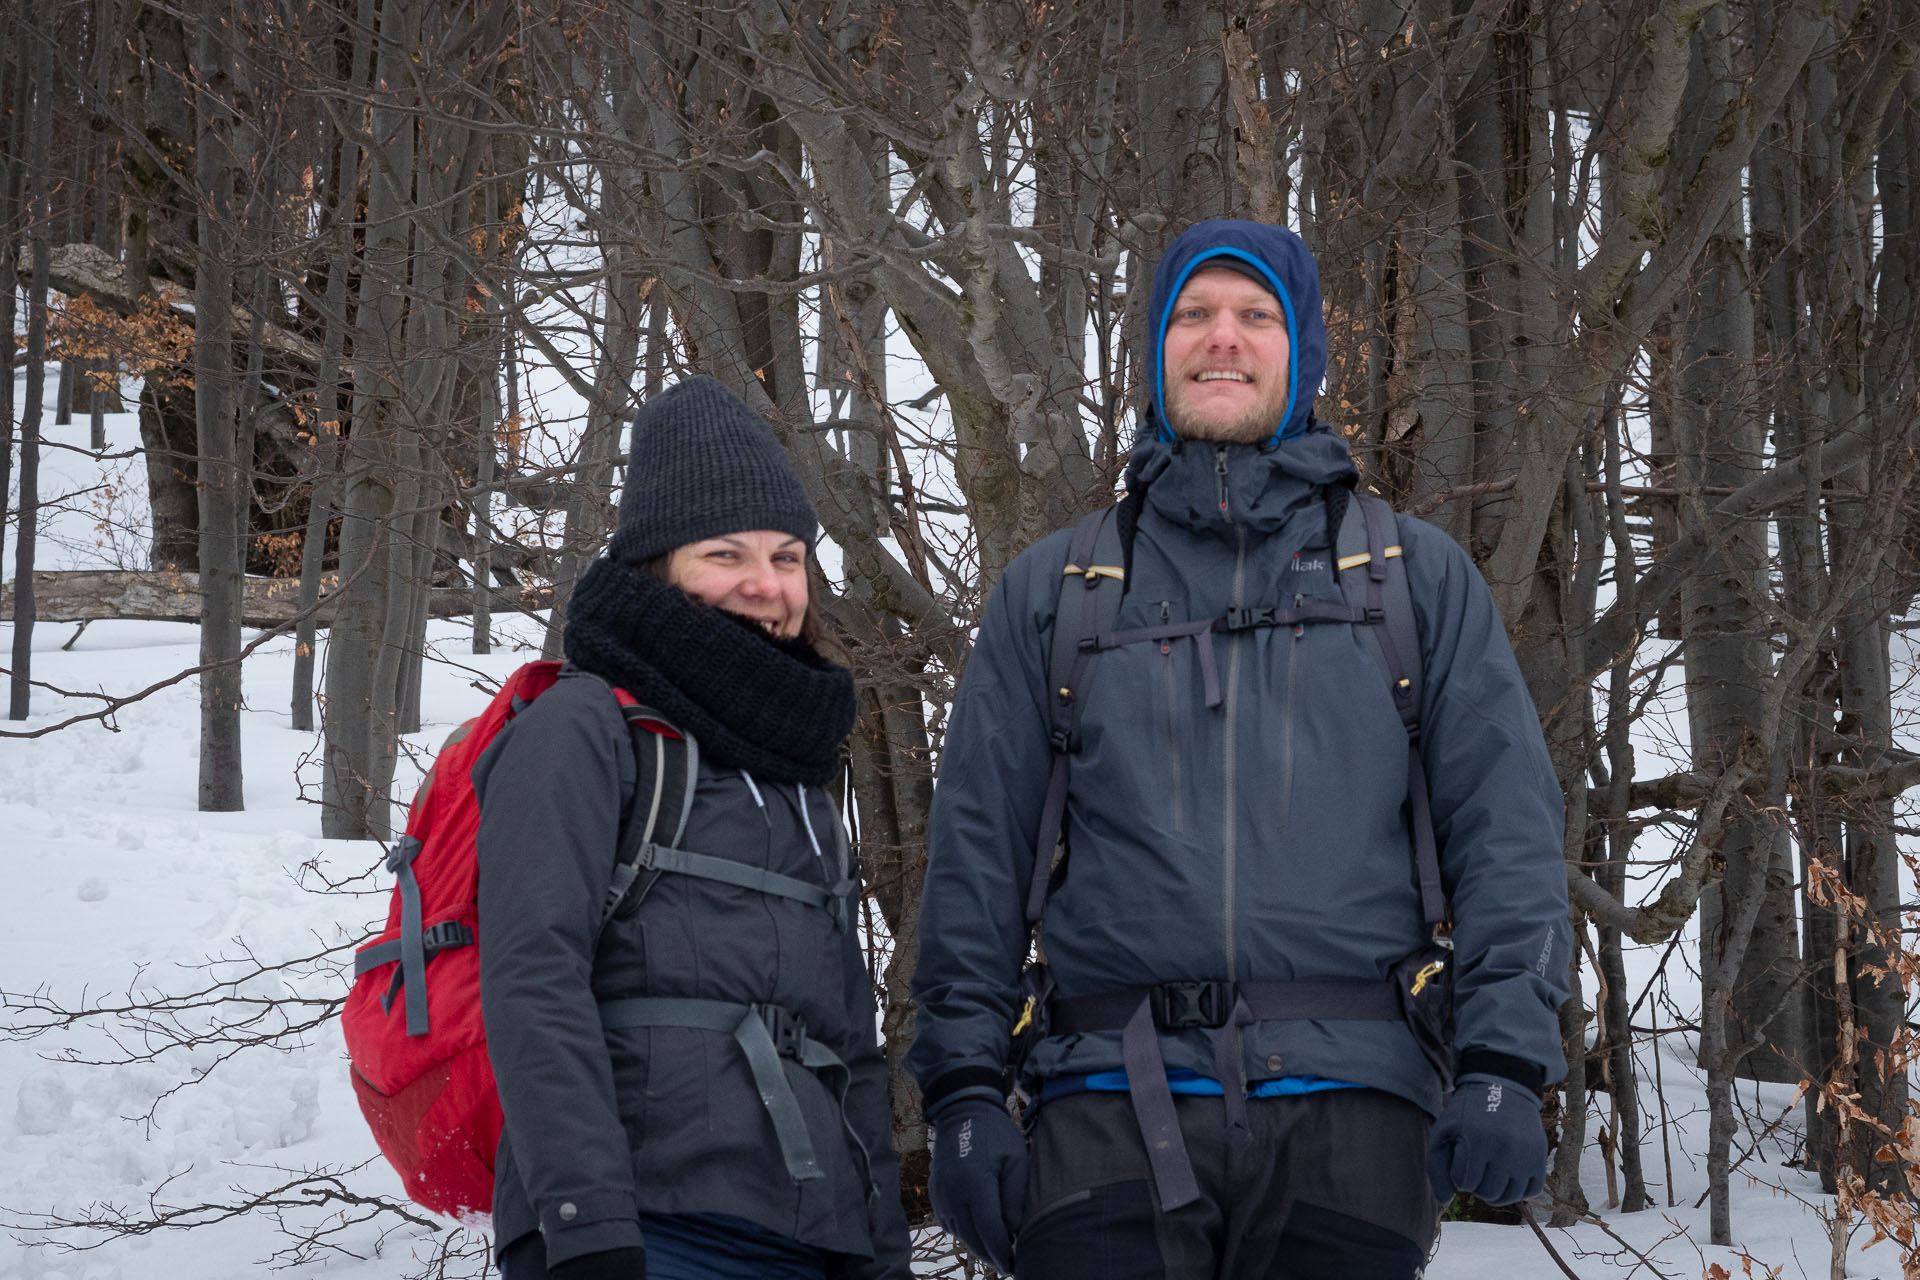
1140, 219, 1328, 448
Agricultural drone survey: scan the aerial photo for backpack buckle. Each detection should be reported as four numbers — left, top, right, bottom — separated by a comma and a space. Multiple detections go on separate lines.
758, 1005, 808, 1060
1150, 980, 1233, 1031
419, 920, 473, 953
1221, 606, 1276, 631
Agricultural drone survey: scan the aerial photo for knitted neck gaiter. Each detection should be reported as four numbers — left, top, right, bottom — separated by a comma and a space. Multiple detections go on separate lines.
563, 557, 856, 785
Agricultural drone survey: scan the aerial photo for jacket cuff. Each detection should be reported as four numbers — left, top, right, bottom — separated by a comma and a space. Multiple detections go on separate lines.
919, 1065, 1006, 1117
536, 1192, 643, 1267
1456, 1049, 1546, 1097
923, 1085, 1009, 1129
1456, 1071, 1541, 1107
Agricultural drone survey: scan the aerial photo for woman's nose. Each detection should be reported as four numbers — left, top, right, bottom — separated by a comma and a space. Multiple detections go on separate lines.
737, 560, 777, 596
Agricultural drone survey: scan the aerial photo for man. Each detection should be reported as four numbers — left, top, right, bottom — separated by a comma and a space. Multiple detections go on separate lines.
907, 219, 1571, 1279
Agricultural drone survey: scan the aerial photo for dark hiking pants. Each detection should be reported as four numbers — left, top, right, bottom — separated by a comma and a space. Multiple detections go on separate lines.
1013, 1090, 1437, 1280
499, 1213, 826, 1279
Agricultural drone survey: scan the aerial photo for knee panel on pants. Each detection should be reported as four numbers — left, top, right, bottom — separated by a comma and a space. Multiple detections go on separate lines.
1015, 1178, 1166, 1280
1262, 1201, 1426, 1280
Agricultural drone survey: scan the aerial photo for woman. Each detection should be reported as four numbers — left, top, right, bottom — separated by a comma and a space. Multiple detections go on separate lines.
474, 376, 911, 1280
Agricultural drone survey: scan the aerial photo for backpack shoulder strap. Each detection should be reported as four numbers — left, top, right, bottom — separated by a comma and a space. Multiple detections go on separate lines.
600, 702, 697, 928
1335, 494, 1421, 725
1027, 505, 1127, 926
1335, 493, 1446, 930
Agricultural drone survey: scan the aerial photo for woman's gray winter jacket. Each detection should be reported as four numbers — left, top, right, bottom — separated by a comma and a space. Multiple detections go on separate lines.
474, 667, 909, 1276
908, 428, 1573, 1119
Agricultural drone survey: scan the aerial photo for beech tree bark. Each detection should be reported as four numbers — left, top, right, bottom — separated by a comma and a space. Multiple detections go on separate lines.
190, 15, 244, 810
8, 18, 52, 722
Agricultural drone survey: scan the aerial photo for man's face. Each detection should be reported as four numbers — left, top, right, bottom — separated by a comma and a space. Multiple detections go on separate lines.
1161, 266, 1292, 444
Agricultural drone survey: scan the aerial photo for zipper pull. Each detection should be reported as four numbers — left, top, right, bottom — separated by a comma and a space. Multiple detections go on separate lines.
1160, 601, 1172, 654
1294, 592, 1305, 638
1215, 448, 1231, 518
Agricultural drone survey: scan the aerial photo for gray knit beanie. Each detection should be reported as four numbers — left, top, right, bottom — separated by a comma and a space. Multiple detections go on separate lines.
608, 375, 818, 565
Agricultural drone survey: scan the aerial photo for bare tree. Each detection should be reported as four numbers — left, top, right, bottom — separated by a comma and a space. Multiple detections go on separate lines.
8, 8, 54, 722
188, 7, 245, 807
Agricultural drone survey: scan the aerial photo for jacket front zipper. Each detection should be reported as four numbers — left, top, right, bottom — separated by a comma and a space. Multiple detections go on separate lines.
1161, 601, 1183, 833
1219, 448, 1246, 984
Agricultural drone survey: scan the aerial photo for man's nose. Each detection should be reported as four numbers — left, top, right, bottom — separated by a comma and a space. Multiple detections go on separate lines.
1204, 313, 1244, 348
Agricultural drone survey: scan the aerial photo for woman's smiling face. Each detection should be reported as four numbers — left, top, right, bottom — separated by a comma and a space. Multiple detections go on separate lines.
665, 530, 810, 638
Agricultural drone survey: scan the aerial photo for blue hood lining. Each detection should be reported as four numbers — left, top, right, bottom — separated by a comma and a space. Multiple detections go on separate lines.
1152, 246, 1301, 449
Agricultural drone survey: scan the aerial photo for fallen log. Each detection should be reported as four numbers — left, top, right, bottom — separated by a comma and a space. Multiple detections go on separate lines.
43, 242, 335, 372
0, 569, 550, 628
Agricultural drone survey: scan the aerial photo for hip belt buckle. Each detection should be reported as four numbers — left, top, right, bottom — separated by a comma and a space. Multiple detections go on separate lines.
1151, 980, 1233, 1031
757, 1004, 808, 1060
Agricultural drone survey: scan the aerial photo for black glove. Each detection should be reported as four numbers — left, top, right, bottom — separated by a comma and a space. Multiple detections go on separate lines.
928, 1093, 1027, 1273
549, 1245, 647, 1280
1426, 1074, 1548, 1206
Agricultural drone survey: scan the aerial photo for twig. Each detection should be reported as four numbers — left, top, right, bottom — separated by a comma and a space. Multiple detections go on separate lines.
1576, 1207, 1676, 1279
1522, 1203, 1588, 1279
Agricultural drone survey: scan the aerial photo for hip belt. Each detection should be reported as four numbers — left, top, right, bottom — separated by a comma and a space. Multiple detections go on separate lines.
597, 996, 855, 1187
1047, 978, 1403, 1213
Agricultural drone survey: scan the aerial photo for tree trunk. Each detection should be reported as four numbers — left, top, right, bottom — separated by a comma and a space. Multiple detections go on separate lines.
54, 351, 74, 427
0, 36, 26, 578
8, 24, 53, 722
191, 17, 245, 811
540, 247, 643, 658
470, 357, 496, 657
322, 0, 407, 841
294, 95, 362, 733
395, 482, 440, 738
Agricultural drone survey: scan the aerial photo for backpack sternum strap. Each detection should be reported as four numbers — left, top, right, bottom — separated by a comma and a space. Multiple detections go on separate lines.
632, 841, 853, 921
596, 996, 848, 1184
1215, 600, 1366, 631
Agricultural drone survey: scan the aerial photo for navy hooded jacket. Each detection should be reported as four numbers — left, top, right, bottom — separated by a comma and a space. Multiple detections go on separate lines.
908, 220, 1571, 1118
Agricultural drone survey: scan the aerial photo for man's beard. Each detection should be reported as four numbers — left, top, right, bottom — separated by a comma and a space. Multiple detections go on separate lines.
1164, 379, 1290, 443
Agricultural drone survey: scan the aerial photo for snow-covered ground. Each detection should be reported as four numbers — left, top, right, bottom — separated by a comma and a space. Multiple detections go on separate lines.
0, 394, 1911, 1278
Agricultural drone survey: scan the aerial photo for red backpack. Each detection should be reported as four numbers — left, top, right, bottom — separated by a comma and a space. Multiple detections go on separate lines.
342, 661, 694, 1220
